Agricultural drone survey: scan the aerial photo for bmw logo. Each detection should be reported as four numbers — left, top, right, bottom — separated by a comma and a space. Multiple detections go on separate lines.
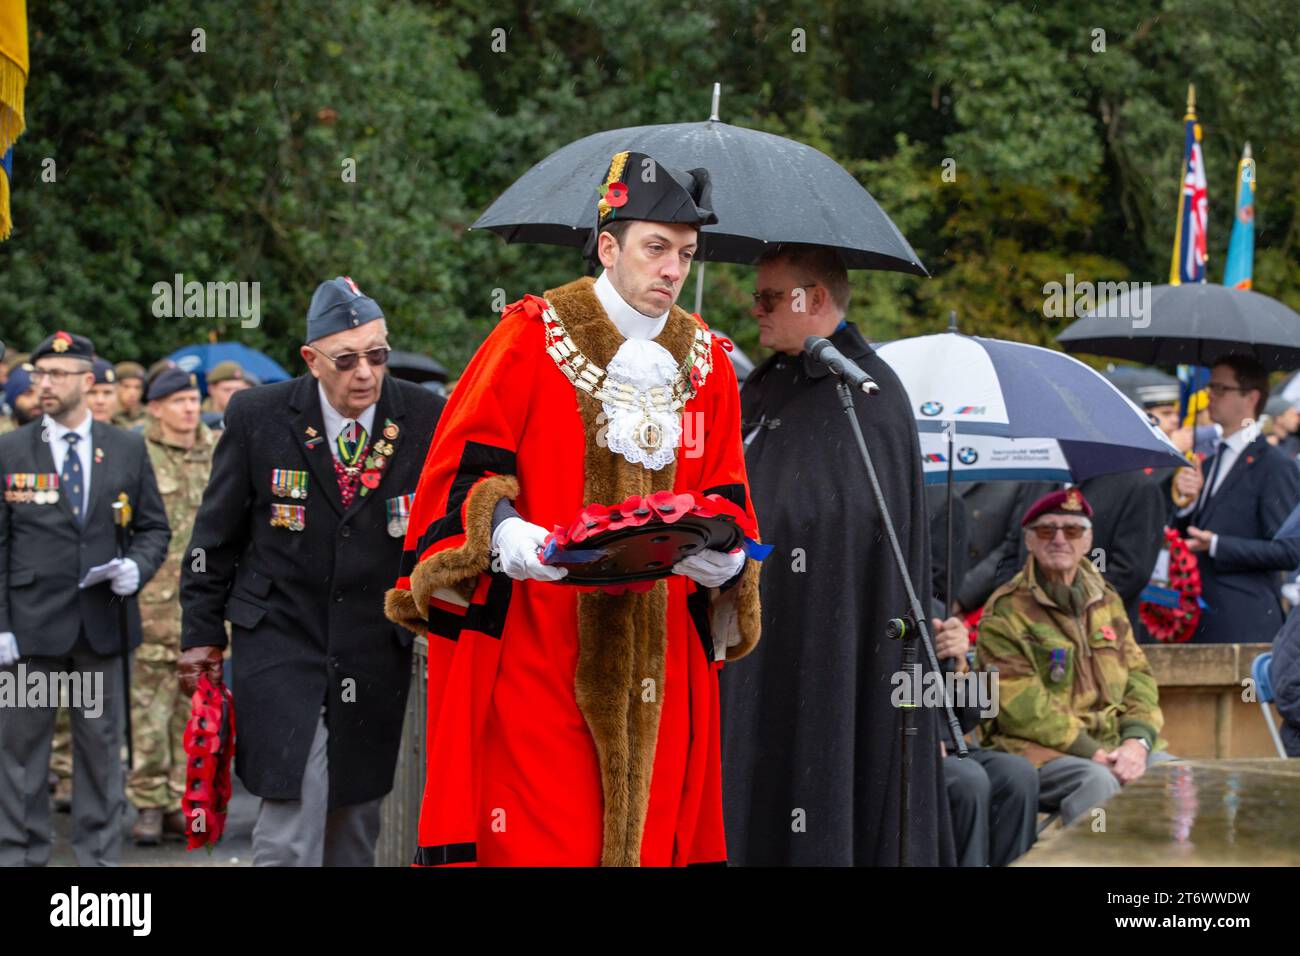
957, 447, 978, 465
920, 401, 944, 417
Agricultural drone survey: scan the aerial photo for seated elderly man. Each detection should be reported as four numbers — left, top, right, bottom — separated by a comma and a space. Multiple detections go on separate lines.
975, 488, 1177, 825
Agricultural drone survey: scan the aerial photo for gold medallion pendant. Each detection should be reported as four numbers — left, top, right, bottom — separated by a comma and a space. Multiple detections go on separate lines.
635, 418, 662, 452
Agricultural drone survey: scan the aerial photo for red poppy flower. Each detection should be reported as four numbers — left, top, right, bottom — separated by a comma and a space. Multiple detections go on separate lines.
569, 504, 612, 543
608, 495, 648, 530
646, 490, 695, 524
604, 182, 629, 208
361, 470, 381, 489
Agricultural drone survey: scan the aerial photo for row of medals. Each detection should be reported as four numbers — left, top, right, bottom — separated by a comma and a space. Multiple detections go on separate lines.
5, 476, 59, 504
271, 470, 307, 531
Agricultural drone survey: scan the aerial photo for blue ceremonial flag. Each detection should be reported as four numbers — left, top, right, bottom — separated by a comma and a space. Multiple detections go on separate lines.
1222, 143, 1256, 290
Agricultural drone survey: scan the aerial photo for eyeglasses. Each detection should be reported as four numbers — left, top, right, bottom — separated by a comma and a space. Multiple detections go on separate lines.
751, 285, 815, 314
31, 368, 85, 384
1206, 382, 1249, 396
1030, 524, 1089, 541
309, 346, 391, 371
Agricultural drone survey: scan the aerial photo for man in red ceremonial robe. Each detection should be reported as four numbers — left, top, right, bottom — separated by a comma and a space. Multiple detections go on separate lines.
385, 151, 762, 866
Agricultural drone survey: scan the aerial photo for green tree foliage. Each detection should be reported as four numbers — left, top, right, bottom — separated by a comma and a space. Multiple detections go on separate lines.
2, 0, 1297, 374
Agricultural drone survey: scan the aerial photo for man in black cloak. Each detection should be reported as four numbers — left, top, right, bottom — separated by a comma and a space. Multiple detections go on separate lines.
721, 245, 957, 866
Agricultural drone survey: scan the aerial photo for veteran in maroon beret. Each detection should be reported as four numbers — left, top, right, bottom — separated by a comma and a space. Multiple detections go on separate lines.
974, 487, 1177, 826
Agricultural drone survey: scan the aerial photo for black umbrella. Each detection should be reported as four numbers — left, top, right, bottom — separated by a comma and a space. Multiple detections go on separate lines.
1101, 365, 1181, 408
387, 350, 449, 384
472, 118, 926, 276
1057, 283, 1300, 371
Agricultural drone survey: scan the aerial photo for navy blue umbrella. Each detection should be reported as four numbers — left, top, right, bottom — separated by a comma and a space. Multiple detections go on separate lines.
876, 332, 1188, 483
167, 342, 292, 394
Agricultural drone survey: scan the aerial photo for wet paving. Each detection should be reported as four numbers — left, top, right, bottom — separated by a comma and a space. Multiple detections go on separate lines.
1021, 759, 1300, 866
48, 778, 256, 867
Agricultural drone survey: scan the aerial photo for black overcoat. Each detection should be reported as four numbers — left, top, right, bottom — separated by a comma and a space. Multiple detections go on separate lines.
181, 374, 443, 806
720, 322, 956, 866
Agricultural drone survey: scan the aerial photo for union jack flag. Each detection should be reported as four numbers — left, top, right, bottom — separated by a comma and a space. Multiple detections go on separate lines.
1169, 85, 1208, 285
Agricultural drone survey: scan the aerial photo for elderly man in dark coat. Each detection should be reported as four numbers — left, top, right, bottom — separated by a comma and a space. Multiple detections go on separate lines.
180, 278, 443, 866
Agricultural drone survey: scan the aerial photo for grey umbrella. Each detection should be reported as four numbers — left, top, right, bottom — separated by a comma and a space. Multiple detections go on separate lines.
1057, 283, 1300, 371
472, 118, 926, 276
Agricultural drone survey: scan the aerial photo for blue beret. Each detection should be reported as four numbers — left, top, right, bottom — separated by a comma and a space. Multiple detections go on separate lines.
147, 367, 200, 402
4, 365, 34, 408
306, 276, 384, 343
91, 357, 117, 385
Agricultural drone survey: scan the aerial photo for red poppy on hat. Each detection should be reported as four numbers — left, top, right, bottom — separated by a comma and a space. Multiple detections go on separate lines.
604, 182, 629, 208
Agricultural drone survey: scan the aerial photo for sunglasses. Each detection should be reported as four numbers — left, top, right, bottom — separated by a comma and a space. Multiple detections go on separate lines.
751, 285, 815, 314
1030, 524, 1088, 541
310, 346, 391, 371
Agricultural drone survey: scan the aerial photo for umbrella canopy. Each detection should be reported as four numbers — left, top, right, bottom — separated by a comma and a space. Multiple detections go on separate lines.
874, 332, 1186, 484
387, 349, 449, 384
472, 120, 926, 275
167, 342, 291, 393
1057, 283, 1300, 371
1102, 365, 1181, 408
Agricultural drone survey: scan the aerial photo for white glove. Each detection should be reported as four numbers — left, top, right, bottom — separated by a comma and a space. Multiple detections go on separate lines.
673, 548, 745, 588
491, 517, 568, 582
0, 632, 18, 667
109, 558, 141, 596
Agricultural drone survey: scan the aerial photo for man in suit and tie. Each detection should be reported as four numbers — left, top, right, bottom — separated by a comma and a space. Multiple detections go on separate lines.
1174, 355, 1300, 643
179, 277, 444, 866
0, 331, 170, 866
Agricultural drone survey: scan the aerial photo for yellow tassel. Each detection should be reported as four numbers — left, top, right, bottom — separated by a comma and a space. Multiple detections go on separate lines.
0, 157, 10, 240
0, 53, 25, 156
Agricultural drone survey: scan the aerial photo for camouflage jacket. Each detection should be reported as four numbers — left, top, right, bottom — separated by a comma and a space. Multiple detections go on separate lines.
112, 407, 150, 431
136, 421, 217, 661
975, 556, 1165, 767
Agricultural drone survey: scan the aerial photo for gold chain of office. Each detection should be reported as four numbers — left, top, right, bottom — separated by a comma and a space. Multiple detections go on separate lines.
540, 302, 714, 453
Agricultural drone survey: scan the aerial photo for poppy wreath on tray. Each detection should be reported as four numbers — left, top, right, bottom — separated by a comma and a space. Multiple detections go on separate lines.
1139, 527, 1203, 644
543, 490, 748, 595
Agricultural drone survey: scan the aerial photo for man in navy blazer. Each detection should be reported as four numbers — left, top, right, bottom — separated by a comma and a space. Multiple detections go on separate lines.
1174, 355, 1300, 644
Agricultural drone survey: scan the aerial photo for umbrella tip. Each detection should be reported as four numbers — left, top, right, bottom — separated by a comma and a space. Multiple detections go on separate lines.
948, 309, 958, 333
709, 82, 721, 122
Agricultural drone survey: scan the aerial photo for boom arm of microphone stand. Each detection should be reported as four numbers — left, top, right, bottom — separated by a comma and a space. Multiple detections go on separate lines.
833, 379, 968, 757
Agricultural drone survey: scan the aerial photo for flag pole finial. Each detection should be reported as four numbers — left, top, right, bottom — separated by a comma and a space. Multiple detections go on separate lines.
1185, 83, 1196, 119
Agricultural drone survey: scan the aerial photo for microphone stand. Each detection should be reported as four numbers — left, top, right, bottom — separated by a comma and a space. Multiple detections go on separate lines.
832, 379, 967, 866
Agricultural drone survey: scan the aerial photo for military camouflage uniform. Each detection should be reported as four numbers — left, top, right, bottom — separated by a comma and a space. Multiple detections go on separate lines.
126, 421, 217, 812
112, 407, 149, 431
976, 556, 1165, 768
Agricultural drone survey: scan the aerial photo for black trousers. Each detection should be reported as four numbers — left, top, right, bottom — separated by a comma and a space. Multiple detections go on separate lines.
944, 747, 1038, 867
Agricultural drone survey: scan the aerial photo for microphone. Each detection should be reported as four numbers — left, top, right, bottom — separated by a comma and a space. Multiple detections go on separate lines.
805, 336, 879, 394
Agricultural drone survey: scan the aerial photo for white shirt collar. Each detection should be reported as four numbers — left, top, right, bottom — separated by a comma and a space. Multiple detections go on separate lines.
593, 271, 670, 341
1220, 427, 1253, 456
318, 382, 377, 450
45, 410, 93, 445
